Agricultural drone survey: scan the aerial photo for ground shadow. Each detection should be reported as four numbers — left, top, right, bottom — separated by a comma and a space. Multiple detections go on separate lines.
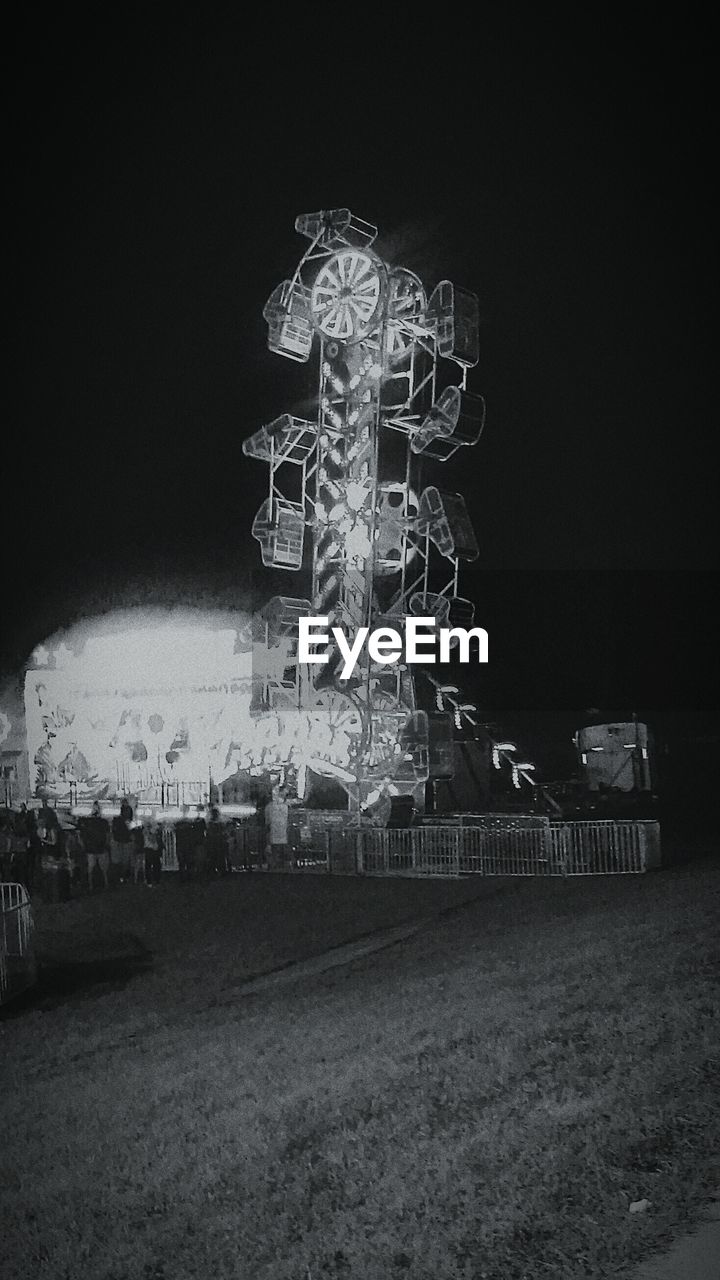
1, 947, 153, 1019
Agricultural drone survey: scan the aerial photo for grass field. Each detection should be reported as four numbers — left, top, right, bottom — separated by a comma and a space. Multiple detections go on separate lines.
1, 859, 718, 1280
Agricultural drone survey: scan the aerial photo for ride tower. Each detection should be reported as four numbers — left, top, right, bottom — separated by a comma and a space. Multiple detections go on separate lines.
243, 208, 489, 817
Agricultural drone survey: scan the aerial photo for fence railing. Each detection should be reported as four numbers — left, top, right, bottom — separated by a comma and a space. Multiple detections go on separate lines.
159, 823, 267, 873
292, 818, 661, 879
359, 822, 550, 877
160, 825, 178, 873
546, 820, 660, 875
156, 816, 661, 880
1, 882, 37, 1005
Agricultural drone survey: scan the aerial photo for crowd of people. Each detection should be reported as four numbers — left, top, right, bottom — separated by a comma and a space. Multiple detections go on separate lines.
0, 803, 44, 894
78, 798, 165, 891
0, 798, 166, 896
0, 783, 296, 899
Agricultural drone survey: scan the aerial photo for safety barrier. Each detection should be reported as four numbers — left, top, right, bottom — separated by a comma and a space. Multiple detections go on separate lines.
157, 815, 660, 881
226, 823, 266, 870
546, 820, 661, 875
1, 882, 37, 1005
323, 818, 660, 878
357, 823, 549, 877
160, 825, 178, 873
159, 822, 269, 873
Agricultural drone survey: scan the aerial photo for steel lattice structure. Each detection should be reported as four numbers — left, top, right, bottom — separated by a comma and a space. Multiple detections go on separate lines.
243, 208, 493, 813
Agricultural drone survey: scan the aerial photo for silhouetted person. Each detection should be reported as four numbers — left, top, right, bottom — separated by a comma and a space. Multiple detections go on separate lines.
267, 785, 290, 869
111, 799, 133, 882
83, 801, 110, 891
176, 810, 196, 879
205, 807, 228, 875
192, 805, 207, 874
130, 823, 146, 884
145, 823, 163, 885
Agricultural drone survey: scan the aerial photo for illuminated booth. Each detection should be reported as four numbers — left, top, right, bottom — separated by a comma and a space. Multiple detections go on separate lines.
23, 625, 255, 805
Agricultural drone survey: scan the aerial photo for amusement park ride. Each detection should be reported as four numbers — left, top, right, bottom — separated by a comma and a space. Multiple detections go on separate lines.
2, 209, 659, 820
242, 208, 537, 818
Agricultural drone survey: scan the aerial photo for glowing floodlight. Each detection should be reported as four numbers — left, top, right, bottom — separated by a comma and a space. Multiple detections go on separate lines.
512, 762, 536, 788
492, 741, 517, 768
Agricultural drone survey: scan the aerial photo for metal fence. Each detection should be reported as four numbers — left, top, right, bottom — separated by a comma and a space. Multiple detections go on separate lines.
159, 823, 267, 873
301, 818, 661, 879
359, 821, 550, 877
546, 820, 660, 875
160, 825, 178, 873
157, 815, 660, 880
1, 882, 37, 1005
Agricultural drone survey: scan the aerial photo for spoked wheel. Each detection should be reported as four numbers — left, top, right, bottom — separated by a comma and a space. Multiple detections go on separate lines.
310, 250, 385, 342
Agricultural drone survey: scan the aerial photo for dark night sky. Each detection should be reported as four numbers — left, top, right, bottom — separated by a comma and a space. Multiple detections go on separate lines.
4, 13, 716, 730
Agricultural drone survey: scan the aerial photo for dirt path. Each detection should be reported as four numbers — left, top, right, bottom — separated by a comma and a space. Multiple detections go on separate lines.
232, 917, 427, 995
